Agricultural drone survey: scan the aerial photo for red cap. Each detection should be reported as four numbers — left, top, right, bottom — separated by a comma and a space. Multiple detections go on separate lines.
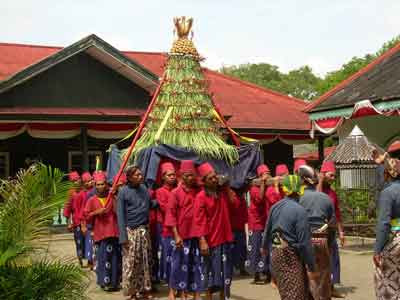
93, 171, 106, 183
294, 159, 307, 173
81, 172, 92, 182
321, 161, 336, 173
160, 162, 175, 175
113, 173, 127, 185
257, 164, 270, 176
197, 162, 215, 178
68, 171, 80, 182
180, 160, 196, 174
275, 164, 289, 176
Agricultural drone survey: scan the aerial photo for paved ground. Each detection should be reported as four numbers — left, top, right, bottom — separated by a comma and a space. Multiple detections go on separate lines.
47, 235, 375, 300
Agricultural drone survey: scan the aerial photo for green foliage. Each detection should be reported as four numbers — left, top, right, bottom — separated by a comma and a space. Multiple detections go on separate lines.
0, 163, 89, 300
220, 35, 400, 101
135, 55, 239, 164
336, 188, 374, 223
0, 260, 89, 300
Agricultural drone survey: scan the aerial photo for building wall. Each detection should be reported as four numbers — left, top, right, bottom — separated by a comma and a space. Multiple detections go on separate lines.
0, 52, 150, 109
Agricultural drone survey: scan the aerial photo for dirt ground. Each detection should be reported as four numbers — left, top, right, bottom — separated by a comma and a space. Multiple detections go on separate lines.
47, 234, 375, 300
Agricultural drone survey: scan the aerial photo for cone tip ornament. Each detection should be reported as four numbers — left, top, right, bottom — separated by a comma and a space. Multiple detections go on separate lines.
174, 16, 193, 39
170, 16, 201, 60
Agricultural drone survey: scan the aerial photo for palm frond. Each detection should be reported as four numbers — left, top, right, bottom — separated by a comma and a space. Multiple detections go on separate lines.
0, 163, 72, 265
0, 258, 89, 300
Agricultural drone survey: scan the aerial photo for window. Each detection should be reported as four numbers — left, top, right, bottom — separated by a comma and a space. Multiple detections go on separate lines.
68, 151, 103, 173
0, 152, 10, 179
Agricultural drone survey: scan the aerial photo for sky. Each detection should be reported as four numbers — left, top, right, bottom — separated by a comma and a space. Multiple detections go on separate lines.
1, 0, 399, 76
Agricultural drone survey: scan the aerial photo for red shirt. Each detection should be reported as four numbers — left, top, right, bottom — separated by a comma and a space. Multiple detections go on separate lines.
323, 186, 342, 223
64, 188, 87, 227
230, 193, 248, 231
266, 185, 284, 217
193, 189, 235, 248
155, 185, 174, 237
248, 186, 267, 231
165, 184, 199, 240
84, 194, 119, 242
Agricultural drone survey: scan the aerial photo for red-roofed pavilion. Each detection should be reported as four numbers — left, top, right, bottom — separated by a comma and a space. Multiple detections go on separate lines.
0, 35, 312, 177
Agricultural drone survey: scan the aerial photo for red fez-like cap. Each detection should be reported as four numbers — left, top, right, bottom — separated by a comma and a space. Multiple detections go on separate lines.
93, 171, 106, 183
113, 173, 127, 185
81, 172, 92, 182
257, 164, 270, 176
275, 164, 289, 176
68, 171, 80, 182
160, 162, 175, 175
321, 161, 336, 173
180, 160, 196, 174
294, 159, 307, 173
197, 162, 215, 178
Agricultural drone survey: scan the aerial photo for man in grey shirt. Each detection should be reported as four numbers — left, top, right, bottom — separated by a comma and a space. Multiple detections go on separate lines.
299, 165, 336, 300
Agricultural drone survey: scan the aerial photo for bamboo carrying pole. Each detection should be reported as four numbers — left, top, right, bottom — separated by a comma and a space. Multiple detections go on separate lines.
104, 77, 165, 207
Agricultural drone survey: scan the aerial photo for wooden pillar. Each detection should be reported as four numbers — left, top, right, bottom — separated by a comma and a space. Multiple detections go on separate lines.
81, 125, 89, 172
318, 135, 325, 166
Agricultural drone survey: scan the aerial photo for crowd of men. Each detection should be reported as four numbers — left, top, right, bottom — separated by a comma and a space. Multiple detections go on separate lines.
64, 158, 349, 300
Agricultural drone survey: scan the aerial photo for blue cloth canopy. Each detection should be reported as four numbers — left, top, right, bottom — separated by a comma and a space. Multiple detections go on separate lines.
106, 143, 261, 189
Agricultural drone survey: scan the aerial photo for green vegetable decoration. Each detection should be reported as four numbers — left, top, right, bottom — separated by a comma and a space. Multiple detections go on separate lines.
133, 17, 239, 164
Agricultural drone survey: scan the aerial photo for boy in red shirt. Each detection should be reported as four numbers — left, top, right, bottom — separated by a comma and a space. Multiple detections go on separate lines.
84, 171, 122, 291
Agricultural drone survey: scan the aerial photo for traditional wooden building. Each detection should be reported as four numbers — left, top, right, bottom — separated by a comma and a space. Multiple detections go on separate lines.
306, 42, 400, 148
0, 34, 312, 177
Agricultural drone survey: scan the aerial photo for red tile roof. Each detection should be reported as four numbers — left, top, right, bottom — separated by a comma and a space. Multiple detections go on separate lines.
0, 42, 310, 131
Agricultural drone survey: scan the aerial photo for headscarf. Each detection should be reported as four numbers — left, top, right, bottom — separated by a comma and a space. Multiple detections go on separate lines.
281, 175, 303, 196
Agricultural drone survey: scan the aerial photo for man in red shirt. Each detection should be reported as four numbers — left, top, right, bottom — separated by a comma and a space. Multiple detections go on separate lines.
165, 160, 204, 300
64, 171, 84, 266
84, 171, 122, 292
266, 164, 288, 211
247, 164, 270, 284
155, 162, 177, 286
318, 160, 345, 298
194, 162, 237, 300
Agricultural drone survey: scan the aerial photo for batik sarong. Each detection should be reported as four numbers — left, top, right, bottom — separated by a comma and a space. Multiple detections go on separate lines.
169, 238, 207, 292
122, 226, 153, 297
232, 231, 247, 272
374, 233, 400, 299
159, 236, 174, 282
330, 239, 340, 284
84, 227, 94, 264
73, 225, 85, 259
246, 230, 268, 274
206, 242, 234, 300
96, 237, 122, 289
271, 246, 310, 300
308, 237, 331, 300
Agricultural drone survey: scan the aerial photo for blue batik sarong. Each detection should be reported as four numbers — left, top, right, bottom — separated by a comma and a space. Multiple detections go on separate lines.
159, 236, 174, 282
232, 231, 247, 271
73, 225, 85, 259
331, 239, 341, 284
206, 243, 234, 300
169, 238, 207, 292
96, 237, 122, 289
84, 227, 94, 264
246, 230, 269, 274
